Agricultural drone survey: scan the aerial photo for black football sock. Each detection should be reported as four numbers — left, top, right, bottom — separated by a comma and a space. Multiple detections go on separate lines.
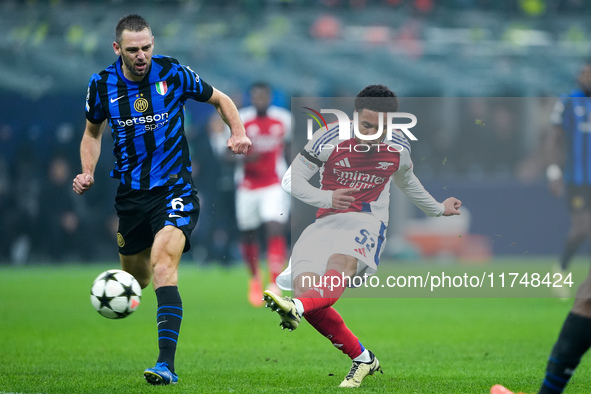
539, 313, 591, 394
155, 286, 183, 373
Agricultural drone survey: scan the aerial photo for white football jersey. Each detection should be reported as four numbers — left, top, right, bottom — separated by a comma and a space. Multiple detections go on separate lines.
284, 122, 443, 225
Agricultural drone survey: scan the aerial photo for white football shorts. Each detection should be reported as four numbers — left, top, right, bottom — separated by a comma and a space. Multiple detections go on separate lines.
276, 211, 388, 291
235, 183, 290, 231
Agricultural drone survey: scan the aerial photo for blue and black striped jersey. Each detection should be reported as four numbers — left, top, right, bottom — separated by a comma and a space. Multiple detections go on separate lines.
551, 89, 591, 186
85, 55, 213, 190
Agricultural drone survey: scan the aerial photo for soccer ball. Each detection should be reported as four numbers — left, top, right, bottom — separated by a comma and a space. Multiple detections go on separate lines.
90, 269, 142, 319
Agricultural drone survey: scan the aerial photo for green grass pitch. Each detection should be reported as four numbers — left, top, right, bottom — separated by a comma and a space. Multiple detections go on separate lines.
0, 258, 590, 393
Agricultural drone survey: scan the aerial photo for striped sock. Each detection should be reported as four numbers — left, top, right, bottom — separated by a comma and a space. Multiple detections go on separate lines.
539, 313, 591, 393
155, 286, 183, 373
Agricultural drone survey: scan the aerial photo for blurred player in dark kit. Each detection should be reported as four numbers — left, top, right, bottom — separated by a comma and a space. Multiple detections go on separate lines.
492, 61, 591, 394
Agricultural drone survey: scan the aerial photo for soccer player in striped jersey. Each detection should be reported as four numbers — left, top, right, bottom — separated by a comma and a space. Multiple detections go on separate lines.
72, 14, 251, 386
547, 62, 591, 274
234, 82, 291, 307
491, 62, 591, 394
263, 85, 461, 388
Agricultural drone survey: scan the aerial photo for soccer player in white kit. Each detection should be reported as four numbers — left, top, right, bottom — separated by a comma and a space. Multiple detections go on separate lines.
263, 85, 462, 388
235, 82, 291, 306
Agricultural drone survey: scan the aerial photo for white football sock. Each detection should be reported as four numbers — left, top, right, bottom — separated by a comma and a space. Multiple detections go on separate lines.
293, 298, 304, 316
353, 349, 371, 363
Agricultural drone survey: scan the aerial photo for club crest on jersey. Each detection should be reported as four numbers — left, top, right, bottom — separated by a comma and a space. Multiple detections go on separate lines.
155, 81, 168, 95
376, 162, 394, 170
134, 97, 149, 112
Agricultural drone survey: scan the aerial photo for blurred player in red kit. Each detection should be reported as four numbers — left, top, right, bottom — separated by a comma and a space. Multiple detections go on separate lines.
235, 82, 291, 306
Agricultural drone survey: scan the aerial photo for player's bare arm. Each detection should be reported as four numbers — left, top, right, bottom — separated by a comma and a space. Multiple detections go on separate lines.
442, 197, 462, 216
207, 87, 252, 155
332, 188, 361, 210
73, 119, 106, 195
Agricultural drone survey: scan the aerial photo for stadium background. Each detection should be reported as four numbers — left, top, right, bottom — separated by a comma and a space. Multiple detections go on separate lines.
4, 1, 591, 393
0, 0, 588, 265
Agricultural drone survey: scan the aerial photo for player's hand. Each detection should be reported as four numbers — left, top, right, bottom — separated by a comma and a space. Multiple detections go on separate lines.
73, 173, 94, 195
442, 197, 461, 216
227, 134, 252, 155
332, 188, 361, 210
548, 179, 564, 197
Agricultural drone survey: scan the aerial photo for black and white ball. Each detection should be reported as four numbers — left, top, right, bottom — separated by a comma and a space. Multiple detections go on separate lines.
90, 269, 141, 319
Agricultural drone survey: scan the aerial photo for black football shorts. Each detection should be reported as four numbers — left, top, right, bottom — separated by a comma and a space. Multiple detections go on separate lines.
114, 182, 200, 255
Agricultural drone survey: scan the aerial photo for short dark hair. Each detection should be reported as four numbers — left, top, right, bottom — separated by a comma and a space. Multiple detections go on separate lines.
354, 84, 399, 113
115, 14, 151, 44
250, 81, 271, 92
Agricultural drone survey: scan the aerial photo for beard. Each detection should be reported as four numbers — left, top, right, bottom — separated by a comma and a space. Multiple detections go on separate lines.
122, 56, 148, 78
